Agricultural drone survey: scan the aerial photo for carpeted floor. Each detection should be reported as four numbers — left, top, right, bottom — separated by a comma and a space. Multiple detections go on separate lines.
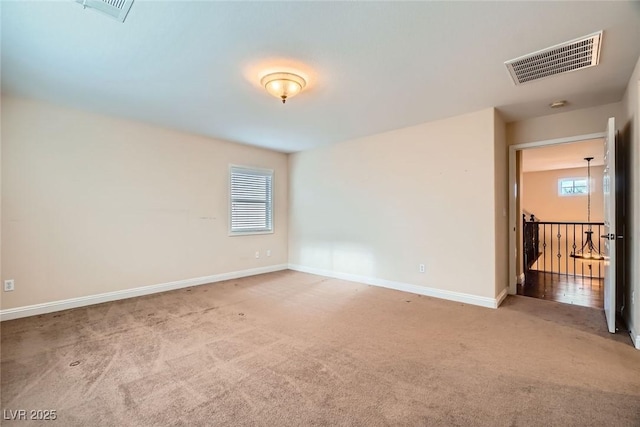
1, 270, 639, 426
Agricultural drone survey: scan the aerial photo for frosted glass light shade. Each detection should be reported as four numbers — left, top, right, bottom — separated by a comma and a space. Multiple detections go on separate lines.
260, 72, 306, 104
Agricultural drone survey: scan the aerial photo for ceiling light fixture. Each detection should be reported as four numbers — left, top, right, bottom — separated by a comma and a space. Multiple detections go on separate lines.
550, 100, 567, 108
260, 72, 306, 104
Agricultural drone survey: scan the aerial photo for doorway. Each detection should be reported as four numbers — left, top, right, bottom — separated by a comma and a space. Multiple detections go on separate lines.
509, 118, 621, 334
517, 139, 605, 309
508, 132, 608, 304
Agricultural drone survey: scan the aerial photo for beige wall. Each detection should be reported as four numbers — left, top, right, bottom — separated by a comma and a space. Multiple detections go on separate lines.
289, 108, 504, 300
506, 102, 623, 146
523, 166, 604, 223
1, 97, 288, 309
621, 55, 640, 344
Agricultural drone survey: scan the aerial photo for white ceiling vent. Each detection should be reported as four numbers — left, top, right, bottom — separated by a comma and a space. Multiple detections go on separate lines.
505, 31, 603, 85
75, 0, 135, 23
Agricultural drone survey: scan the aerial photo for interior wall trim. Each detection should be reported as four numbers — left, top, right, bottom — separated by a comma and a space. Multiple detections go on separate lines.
0, 264, 288, 321
630, 324, 640, 350
288, 264, 504, 309
496, 287, 509, 307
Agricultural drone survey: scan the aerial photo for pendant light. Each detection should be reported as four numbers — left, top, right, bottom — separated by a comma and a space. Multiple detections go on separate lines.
570, 157, 604, 261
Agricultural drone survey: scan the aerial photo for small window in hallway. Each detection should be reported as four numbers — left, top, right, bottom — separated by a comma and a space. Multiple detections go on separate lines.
558, 178, 588, 196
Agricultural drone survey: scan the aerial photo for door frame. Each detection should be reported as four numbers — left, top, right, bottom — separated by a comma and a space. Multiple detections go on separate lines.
508, 132, 606, 295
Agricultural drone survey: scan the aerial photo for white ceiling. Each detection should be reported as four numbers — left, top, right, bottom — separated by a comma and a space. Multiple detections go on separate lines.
522, 139, 605, 173
2, 1, 639, 153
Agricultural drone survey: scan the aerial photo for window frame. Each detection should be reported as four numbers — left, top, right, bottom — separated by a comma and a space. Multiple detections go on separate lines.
557, 177, 590, 197
228, 165, 274, 236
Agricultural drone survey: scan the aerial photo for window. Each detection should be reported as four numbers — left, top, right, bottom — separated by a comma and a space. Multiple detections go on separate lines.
558, 178, 588, 196
229, 166, 273, 235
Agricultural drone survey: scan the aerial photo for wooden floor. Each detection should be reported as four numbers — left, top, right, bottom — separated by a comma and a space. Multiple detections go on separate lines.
517, 270, 604, 309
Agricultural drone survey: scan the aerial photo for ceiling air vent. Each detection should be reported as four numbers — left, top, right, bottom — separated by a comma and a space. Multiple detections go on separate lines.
75, 0, 135, 23
505, 31, 602, 85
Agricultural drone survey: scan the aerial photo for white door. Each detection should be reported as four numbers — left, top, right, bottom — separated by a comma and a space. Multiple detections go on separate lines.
603, 117, 616, 334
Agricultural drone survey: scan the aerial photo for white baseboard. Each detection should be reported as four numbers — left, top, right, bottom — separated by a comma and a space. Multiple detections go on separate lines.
630, 324, 640, 350
0, 264, 288, 321
496, 287, 508, 307
288, 264, 503, 309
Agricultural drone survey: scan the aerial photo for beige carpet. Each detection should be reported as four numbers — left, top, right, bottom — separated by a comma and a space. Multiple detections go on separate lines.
1, 270, 639, 426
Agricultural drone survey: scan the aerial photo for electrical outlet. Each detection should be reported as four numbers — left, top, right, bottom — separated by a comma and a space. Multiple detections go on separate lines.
419, 264, 425, 273
255, 251, 260, 259
4, 279, 15, 292
266, 249, 271, 257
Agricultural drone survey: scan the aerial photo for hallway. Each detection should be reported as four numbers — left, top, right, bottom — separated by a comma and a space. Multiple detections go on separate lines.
517, 270, 604, 309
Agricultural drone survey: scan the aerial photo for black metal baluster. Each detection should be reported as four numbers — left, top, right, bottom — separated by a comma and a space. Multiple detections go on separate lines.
529, 221, 604, 279
572, 224, 577, 278
533, 222, 540, 260
565, 224, 568, 277
557, 227, 562, 275
580, 223, 584, 278
549, 224, 553, 274
543, 224, 547, 272
598, 224, 602, 279
522, 214, 527, 274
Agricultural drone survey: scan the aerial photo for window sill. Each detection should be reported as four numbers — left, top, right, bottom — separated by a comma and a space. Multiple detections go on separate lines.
228, 230, 274, 237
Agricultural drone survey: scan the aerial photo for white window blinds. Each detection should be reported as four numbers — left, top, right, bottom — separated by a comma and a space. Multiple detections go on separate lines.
230, 166, 273, 234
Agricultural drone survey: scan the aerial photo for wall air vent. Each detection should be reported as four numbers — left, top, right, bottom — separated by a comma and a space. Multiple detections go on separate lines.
505, 31, 602, 85
75, 0, 135, 23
